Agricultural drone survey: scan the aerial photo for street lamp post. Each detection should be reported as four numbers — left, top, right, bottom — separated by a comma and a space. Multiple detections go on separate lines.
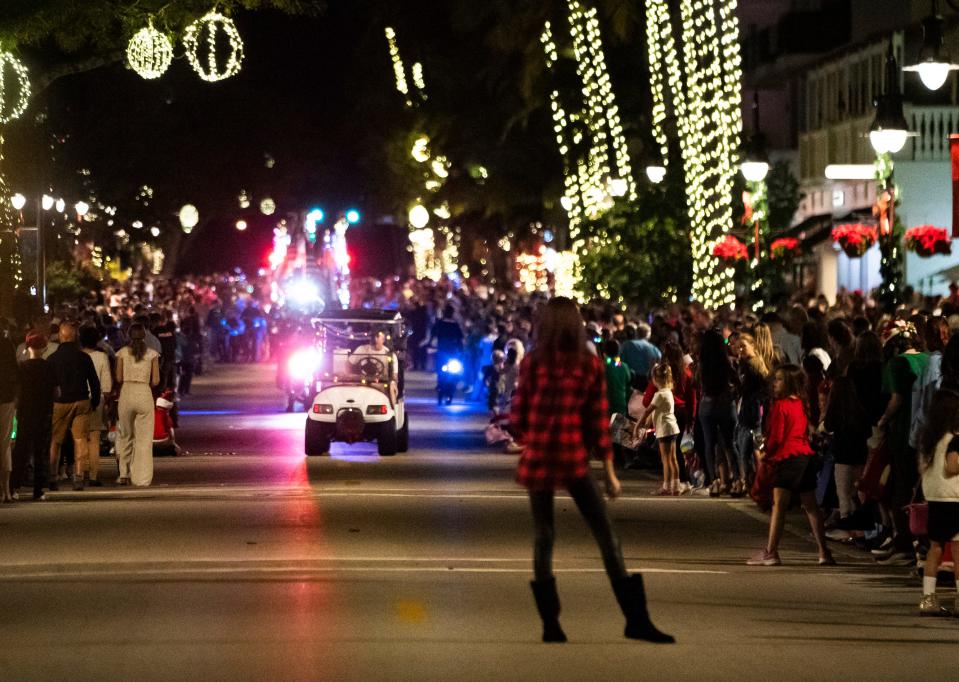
871, 44, 913, 309
904, 0, 959, 90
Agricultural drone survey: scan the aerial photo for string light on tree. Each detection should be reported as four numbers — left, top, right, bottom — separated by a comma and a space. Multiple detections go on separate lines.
183, 12, 244, 83
384, 27, 411, 106
126, 20, 174, 80
0, 49, 31, 124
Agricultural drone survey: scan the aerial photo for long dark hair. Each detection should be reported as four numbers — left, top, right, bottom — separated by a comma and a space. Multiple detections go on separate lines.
824, 375, 865, 431
699, 328, 734, 397
531, 297, 587, 362
127, 323, 147, 362
773, 364, 809, 418
662, 340, 686, 391
920, 389, 959, 466
854, 330, 882, 364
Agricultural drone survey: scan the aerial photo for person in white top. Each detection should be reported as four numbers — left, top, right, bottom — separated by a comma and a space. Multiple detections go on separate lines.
917, 388, 959, 616
115, 324, 159, 487
79, 326, 113, 486
350, 330, 399, 401
643, 363, 681, 496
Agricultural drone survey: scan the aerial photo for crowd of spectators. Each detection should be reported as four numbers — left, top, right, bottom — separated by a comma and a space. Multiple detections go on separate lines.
0, 272, 262, 500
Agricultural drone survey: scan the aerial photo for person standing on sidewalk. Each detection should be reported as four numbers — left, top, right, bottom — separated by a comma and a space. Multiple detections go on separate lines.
80, 325, 112, 487
115, 324, 159, 487
47, 322, 101, 492
11, 334, 58, 501
510, 297, 673, 644
0, 322, 19, 502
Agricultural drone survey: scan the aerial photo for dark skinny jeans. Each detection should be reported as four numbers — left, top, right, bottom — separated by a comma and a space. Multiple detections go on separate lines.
529, 475, 627, 582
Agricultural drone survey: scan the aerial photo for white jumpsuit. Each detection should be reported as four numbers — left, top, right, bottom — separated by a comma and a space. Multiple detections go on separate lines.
117, 347, 158, 487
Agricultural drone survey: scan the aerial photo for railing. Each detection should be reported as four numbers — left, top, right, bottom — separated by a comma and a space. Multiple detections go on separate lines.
904, 105, 959, 161
799, 105, 959, 181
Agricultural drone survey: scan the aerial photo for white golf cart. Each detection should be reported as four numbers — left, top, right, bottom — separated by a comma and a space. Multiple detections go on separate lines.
304, 310, 409, 456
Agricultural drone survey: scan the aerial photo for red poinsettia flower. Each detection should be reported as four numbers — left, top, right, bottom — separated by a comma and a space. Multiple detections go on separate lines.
904, 225, 953, 258
712, 235, 748, 263
770, 237, 800, 259
832, 224, 878, 258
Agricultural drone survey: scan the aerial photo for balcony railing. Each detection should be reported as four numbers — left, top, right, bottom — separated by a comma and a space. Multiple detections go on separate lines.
798, 105, 959, 181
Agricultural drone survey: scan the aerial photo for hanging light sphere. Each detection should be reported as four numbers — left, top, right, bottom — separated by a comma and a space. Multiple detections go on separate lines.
409, 203, 430, 229
179, 204, 199, 233
183, 12, 245, 83
260, 197, 276, 216
0, 50, 31, 124
235, 220, 248, 231
126, 22, 174, 80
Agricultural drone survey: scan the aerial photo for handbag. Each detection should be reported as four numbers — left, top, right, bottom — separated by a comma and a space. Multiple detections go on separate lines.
906, 485, 928, 537
859, 427, 891, 502
484, 416, 511, 445
750, 458, 775, 512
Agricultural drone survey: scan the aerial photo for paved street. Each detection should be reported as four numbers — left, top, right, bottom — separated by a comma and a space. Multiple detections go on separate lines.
0, 364, 956, 681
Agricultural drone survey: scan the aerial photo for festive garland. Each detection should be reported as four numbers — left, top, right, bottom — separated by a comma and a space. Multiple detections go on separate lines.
712, 234, 748, 263
832, 223, 878, 258
183, 12, 244, 83
126, 21, 174, 80
769, 237, 800, 260
904, 225, 952, 258
0, 50, 30, 124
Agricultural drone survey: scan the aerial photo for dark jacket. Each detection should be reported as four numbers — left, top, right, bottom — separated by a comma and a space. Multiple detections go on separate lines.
47, 342, 101, 407
0, 335, 18, 403
17, 358, 57, 423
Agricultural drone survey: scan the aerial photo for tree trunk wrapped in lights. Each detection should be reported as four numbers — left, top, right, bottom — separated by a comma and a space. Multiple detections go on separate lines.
0, 139, 23, 316
645, 0, 744, 309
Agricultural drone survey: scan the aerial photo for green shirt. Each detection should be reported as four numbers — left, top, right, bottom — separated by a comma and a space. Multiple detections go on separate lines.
882, 351, 928, 454
605, 358, 633, 416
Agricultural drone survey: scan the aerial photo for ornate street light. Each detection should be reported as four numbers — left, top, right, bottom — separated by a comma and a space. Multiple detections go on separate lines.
903, 0, 959, 90
645, 166, 666, 184
741, 93, 769, 182
870, 47, 913, 155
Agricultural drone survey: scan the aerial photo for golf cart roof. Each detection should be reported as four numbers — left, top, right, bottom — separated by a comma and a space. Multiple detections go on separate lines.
313, 309, 404, 324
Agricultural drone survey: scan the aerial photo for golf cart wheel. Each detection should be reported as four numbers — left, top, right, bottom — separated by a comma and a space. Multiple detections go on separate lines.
397, 414, 409, 453
305, 420, 331, 456
378, 417, 397, 456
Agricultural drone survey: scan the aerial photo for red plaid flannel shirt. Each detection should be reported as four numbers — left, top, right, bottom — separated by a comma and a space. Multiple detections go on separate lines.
511, 352, 613, 489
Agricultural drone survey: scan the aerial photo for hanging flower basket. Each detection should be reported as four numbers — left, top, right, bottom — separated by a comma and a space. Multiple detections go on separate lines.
770, 237, 800, 260
832, 224, 878, 258
712, 235, 748, 264
904, 225, 952, 258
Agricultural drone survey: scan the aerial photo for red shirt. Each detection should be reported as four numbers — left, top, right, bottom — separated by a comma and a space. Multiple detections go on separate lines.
153, 407, 173, 441
511, 353, 612, 489
764, 397, 813, 462
642, 365, 696, 425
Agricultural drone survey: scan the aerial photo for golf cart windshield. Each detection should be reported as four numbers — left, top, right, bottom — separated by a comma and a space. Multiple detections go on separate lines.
313, 316, 403, 385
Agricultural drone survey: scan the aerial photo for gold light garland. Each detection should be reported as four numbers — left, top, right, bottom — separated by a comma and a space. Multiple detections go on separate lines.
0, 49, 30, 124
183, 12, 244, 83
126, 20, 174, 80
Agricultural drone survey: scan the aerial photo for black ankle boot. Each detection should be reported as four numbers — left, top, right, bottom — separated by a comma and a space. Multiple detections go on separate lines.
612, 574, 675, 643
529, 578, 567, 643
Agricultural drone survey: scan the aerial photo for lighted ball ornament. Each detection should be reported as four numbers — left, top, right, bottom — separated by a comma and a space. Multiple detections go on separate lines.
0, 49, 31, 124
183, 12, 244, 83
126, 21, 174, 80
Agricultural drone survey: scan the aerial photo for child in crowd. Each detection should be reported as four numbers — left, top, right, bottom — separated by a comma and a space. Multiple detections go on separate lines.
917, 388, 959, 616
152, 390, 181, 457
644, 363, 680, 495
747, 365, 833, 566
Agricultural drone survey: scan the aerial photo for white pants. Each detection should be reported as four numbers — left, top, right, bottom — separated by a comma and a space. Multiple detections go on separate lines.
835, 463, 860, 518
0, 401, 14, 473
117, 384, 154, 487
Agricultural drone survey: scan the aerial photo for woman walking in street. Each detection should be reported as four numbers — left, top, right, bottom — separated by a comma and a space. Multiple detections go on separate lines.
116, 324, 159, 487
510, 297, 673, 644
697, 328, 738, 496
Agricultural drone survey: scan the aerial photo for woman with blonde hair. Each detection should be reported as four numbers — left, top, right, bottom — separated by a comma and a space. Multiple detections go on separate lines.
732, 333, 769, 495
752, 323, 778, 372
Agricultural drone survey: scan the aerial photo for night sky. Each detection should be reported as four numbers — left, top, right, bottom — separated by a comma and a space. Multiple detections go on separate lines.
3, 3, 422, 273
